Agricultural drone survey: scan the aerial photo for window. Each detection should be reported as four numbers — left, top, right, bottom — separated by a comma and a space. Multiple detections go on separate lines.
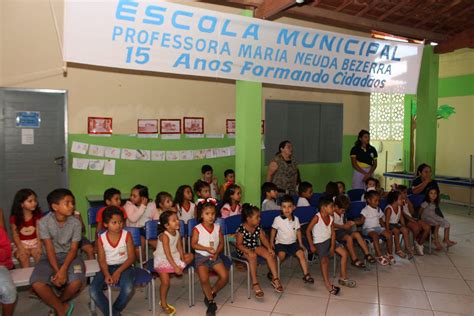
369, 93, 404, 141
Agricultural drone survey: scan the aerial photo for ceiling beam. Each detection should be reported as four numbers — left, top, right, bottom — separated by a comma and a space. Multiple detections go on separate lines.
377, 1, 407, 21
434, 27, 474, 54
255, 0, 297, 19
286, 5, 447, 41
414, 0, 462, 27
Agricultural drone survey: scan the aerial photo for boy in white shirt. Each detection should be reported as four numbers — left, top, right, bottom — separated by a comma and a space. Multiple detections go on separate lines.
297, 182, 313, 207
270, 195, 313, 283
261, 182, 280, 211
357, 191, 393, 266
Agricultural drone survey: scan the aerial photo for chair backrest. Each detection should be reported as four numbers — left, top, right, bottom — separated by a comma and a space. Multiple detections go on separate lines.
346, 201, 366, 220
348, 189, 365, 201
144, 220, 159, 241
260, 210, 280, 229
124, 226, 142, 248
224, 214, 242, 235
187, 218, 198, 238
179, 220, 186, 237
215, 218, 225, 235
293, 206, 318, 224
87, 206, 103, 226
408, 194, 425, 209
310, 193, 322, 207
291, 195, 299, 205
379, 199, 388, 211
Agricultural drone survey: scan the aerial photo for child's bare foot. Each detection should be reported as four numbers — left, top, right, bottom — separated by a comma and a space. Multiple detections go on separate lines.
435, 244, 443, 251
445, 240, 457, 247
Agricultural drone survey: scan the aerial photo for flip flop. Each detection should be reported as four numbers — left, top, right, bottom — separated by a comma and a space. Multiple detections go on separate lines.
65, 302, 74, 316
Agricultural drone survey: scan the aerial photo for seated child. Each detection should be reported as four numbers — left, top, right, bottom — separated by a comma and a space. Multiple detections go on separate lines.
200, 164, 219, 199
360, 177, 377, 201
9, 188, 43, 267
0, 227, 16, 316
174, 185, 196, 224
398, 185, 430, 256
154, 211, 193, 314
336, 181, 348, 197
194, 180, 212, 200
357, 191, 394, 265
90, 206, 136, 316
420, 188, 456, 250
270, 195, 313, 283
261, 182, 280, 211
219, 169, 235, 200
297, 181, 313, 207
191, 200, 229, 315
319, 181, 339, 204
220, 184, 242, 218
333, 195, 374, 267
235, 204, 283, 299
30, 189, 85, 316
384, 191, 413, 259
156, 191, 176, 214
306, 198, 356, 295
96, 188, 126, 235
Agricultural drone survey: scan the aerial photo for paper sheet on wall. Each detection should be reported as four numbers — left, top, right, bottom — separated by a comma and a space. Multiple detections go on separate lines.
72, 158, 89, 170
136, 149, 151, 160
206, 134, 224, 139
166, 151, 179, 161
121, 148, 137, 160
104, 146, 121, 159
21, 129, 34, 145
151, 150, 165, 161
228, 146, 235, 156
103, 160, 116, 175
71, 141, 89, 154
161, 134, 181, 140
88, 145, 105, 157
179, 150, 193, 161
89, 159, 105, 171
205, 149, 215, 159
193, 149, 207, 160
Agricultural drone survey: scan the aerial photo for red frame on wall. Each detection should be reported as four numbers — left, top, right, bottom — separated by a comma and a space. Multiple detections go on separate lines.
226, 119, 236, 134
160, 119, 182, 134
183, 117, 205, 134
88, 117, 113, 134
137, 119, 159, 134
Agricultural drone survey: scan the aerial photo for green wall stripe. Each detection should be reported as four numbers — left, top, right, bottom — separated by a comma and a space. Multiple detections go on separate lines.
438, 74, 474, 98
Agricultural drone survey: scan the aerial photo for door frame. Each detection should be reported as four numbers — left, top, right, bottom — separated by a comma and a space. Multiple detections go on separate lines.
0, 87, 69, 186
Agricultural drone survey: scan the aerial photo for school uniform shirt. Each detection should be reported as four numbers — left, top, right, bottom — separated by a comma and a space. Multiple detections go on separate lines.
312, 213, 333, 244
177, 202, 196, 224
39, 212, 82, 255
99, 230, 130, 265
193, 223, 220, 257
262, 199, 280, 211
350, 145, 378, 168
220, 203, 241, 218
9, 213, 42, 241
296, 197, 310, 207
361, 205, 384, 230
385, 205, 401, 224
272, 215, 300, 245
333, 212, 345, 226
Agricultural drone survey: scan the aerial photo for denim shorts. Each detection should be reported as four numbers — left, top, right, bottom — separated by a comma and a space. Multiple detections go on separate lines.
195, 253, 223, 268
0, 266, 17, 304
362, 227, 385, 236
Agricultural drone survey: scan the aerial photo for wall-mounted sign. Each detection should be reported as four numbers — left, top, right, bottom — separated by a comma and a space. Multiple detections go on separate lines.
16, 111, 41, 128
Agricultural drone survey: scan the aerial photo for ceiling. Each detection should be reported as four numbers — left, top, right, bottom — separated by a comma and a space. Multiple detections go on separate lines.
203, 0, 474, 53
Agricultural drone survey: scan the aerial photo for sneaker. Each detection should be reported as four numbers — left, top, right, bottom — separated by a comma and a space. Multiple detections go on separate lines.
414, 242, 424, 256
206, 301, 217, 316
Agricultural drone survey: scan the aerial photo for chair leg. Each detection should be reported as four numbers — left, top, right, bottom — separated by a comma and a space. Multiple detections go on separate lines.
151, 279, 156, 315
192, 269, 195, 306
188, 268, 193, 307
145, 242, 149, 262
429, 232, 432, 255
107, 285, 113, 316
89, 276, 96, 313
148, 282, 152, 311
246, 263, 251, 299
230, 265, 234, 303
333, 254, 337, 278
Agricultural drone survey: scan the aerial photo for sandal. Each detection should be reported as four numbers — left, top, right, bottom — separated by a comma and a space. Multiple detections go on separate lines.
376, 256, 389, 266
351, 259, 366, 269
329, 285, 340, 295
396, 250, 406, 258
302, 273, 314, 283
160, 302, 176, 315
252, 283, 264, 299
271, 277, 284, 293
338, 278, 356, 288
386, 254, 396, 265
365, 254, 376, 264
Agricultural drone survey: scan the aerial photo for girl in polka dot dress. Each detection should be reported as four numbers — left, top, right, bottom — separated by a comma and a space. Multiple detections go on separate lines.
235, 204, 283, 299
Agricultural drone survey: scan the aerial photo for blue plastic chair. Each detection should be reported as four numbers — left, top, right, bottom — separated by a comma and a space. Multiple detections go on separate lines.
293, 206, 318, 225
291, 195, 299, 205
105, 227, 155, 316
379, 199, 388, 211
144, 220, 159, 262
309, 193, 323, 207
348, 189, 365, 202
187, 218, 234, 306
345, 201, 366, 220
87, 206, 103, 240
408, 194, 425, 209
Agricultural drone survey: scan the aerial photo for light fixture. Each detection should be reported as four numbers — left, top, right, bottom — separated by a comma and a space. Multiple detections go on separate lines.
296, 0, 304, 3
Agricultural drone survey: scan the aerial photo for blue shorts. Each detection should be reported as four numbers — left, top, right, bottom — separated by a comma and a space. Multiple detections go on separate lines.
275, 243, 302, 257
195, 253, 223, 269
389, 223, 402, 230
362, 227, 385, 236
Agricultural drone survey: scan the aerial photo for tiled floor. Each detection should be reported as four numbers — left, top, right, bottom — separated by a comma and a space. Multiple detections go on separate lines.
14, 204, 474, 315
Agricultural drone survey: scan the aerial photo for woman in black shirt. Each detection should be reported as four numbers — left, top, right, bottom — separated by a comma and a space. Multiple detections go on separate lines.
350, 130, 378, 189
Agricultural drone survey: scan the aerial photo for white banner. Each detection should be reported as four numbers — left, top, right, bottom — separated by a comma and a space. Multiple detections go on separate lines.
64, 1, 423, 93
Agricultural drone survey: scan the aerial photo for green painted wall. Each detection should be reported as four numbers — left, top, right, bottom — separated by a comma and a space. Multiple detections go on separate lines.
438, 74, 474, 98
69, 134, 356, 234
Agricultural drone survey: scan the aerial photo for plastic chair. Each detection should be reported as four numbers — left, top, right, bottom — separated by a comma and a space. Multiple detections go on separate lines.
408, 194, 425, 209
106, 227, 155, 316
347, 189, 365, 202
144, 220, 159, 262
87, 206, 103, 240
291, 195, 299, 205
379, 199, 388, 211
293, 206, 318, 225
345, 201, 366, 220
309, 193, 323, 207
187, 218, 234, 306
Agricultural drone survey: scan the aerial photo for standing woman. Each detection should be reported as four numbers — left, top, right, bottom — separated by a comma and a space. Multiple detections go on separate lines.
350, 130, 378, 189
267, 141, 299, 196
